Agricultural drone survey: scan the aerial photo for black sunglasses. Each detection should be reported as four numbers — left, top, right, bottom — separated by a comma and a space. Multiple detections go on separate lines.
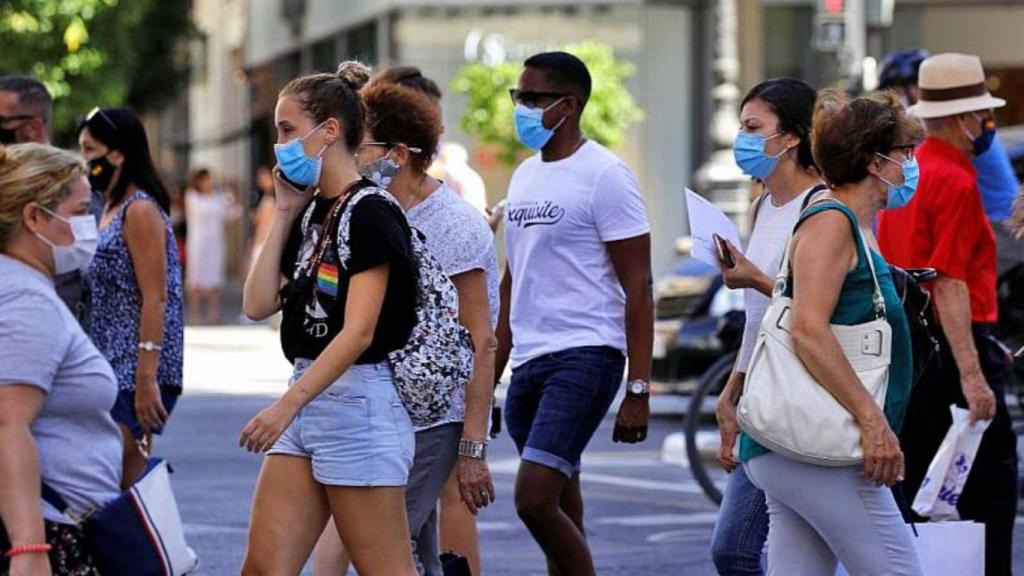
508, 89, 570, 107
0, 113, 35, 125
86, 107, 118, 132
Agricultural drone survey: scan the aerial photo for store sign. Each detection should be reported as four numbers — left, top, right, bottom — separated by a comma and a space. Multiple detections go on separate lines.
463, 29, 558, 65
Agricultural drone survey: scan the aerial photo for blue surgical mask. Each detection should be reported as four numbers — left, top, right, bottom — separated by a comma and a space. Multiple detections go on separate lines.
876, 153, 919, 210
513, 98, 566, 151
733, 132, 787, 180
273, 122, 328, 189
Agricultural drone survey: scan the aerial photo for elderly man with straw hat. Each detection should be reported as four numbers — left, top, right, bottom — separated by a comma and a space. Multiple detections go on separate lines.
878, 53, 1017, 576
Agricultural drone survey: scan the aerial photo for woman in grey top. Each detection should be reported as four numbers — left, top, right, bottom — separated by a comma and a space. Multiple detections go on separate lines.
312, 68, 499, 576
0, 143, 122, 575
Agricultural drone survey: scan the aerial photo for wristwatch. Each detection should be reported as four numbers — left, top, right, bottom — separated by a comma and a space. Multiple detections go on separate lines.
458, 438, 488, 460
627, 379, 650, 396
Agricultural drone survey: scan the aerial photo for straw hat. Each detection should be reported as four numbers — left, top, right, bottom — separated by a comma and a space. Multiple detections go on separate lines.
910, 53, 1005, 119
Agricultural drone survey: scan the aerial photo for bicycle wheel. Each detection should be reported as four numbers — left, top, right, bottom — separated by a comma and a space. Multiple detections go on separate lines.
685, 351, 737, 507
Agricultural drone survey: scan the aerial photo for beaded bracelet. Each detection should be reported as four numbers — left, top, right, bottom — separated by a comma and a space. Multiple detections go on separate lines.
5, 543, 52, 558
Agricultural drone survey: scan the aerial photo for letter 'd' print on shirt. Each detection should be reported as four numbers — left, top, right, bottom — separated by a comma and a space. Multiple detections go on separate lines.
507, 200, 565, 228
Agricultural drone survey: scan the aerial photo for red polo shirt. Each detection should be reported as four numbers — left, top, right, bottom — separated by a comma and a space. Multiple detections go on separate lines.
878, 136, 998, 324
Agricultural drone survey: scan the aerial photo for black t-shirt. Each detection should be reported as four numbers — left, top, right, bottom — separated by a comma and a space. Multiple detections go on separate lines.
279, 185, 417, 364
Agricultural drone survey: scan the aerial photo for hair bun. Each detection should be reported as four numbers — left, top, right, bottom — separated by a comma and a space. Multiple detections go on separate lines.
336, 61, 371, 91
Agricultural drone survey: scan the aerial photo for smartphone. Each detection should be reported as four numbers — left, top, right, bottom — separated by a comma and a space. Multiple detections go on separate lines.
272, 165, 306, 193
714, 234, 735, 268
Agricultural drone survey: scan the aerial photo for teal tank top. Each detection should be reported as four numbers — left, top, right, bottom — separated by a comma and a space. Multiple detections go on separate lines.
739, 200, 913, 463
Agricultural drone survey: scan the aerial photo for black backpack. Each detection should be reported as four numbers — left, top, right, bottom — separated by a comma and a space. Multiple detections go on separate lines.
889, 266, 943, 387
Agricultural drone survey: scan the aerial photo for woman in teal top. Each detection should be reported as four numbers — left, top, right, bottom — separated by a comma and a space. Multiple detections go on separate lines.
742, 90, 925, 576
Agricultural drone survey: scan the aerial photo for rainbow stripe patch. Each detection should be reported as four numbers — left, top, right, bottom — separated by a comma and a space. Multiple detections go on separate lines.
316, 263, 339, 297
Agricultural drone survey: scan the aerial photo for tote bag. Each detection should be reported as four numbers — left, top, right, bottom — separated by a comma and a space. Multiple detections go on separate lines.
737, 216, 891, 466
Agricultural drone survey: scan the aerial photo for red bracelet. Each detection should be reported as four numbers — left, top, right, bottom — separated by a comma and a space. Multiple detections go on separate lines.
5, 543, 52, 558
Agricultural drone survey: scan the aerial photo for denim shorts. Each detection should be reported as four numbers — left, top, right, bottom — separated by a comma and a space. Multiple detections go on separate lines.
505, 346, 625, 478
268, 359, 415, 487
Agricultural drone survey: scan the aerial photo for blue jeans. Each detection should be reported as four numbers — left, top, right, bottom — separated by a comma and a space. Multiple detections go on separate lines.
711, 464, 767, 575
505, 346, 625, 477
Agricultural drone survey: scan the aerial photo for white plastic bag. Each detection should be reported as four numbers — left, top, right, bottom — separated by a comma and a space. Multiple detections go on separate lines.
837, 521, 985, 575
911, 405, 990, 520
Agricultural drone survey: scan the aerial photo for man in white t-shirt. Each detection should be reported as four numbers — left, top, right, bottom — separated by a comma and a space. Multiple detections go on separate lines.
494, 52, 653, 575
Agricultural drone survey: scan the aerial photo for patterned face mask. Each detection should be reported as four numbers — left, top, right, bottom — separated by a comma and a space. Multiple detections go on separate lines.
358, 150, 402, 189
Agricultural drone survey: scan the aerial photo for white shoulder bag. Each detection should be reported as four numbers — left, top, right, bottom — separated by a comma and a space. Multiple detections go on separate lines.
737, 210, 892, 466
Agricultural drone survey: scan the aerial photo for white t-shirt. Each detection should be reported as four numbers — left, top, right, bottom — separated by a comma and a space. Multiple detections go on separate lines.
504, 140, 650, 368
736, 186, 821, 372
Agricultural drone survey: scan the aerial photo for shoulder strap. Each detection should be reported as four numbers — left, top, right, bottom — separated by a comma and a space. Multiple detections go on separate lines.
335, 185, 404, 270
775, 199, 886, 319
40, 482, 72, 516
749, 192, 769, 234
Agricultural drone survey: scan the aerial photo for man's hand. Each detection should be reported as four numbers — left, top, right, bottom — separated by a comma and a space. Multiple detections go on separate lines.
457, 456, 495, 515
962, 369, 996, 426
613, 394, 649, 443
715, 393, 740, 472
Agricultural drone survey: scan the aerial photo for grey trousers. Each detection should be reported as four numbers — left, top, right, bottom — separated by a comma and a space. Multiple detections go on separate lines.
745, 453, 923, 576
407, 422, 462, 576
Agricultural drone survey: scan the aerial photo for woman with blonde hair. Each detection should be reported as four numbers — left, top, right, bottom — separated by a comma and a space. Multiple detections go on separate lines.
0, 143, 122, 575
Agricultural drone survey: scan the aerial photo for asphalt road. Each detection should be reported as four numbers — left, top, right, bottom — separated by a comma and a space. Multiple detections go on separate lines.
163, 326, 720, 575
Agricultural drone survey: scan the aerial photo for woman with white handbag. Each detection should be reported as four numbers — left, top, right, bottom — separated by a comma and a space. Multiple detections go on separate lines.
738, 90, 924, 575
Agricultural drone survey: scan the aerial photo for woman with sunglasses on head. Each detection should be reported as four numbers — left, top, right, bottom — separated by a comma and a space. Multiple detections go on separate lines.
239, 62, 419, 576
312, 65, 499, 576
741, 90, 923, 575
77, 107, 184, 490
0, 143, 122, 576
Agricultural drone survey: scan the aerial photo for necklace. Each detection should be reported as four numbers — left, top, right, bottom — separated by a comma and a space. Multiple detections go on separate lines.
401, 175, 433, 211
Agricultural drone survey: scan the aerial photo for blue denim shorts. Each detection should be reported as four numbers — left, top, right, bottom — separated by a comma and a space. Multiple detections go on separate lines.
505, 346, 625, 478
268, 359, 415, 487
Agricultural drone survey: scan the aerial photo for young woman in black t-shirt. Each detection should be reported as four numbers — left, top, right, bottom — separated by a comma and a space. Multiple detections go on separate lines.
238, 62, 419, 576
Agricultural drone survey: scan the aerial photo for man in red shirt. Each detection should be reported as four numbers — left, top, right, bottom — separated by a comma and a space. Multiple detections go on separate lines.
878, 53, 1017, 576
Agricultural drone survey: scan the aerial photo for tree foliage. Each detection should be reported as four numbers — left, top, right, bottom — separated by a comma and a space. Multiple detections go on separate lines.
0, 0, 193, 144
452, 41, 644, 167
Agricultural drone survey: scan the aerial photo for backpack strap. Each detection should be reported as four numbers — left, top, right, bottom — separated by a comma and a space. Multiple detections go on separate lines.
334, 186, 405, 270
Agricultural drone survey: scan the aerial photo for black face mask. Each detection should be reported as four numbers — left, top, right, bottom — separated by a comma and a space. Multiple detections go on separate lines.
87, 155, 117, 193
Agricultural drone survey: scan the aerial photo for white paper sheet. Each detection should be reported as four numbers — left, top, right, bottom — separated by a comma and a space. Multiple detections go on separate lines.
684, 188, 742, 268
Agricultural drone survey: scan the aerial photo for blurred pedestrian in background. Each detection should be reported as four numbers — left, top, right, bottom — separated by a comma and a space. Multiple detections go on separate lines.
433, 142, 488, 217
0, 75, 51, 145
711, 77, 824, 576
185, 167, 237, 324
250, 165, 277, 271
240, 62, 419, 576
0, 143, 122, 575
1, 75, 106, 331
878, 53, 1018, 576
743, 89, 923, 575
78, 107, 184, 489
496, 52, 653, 576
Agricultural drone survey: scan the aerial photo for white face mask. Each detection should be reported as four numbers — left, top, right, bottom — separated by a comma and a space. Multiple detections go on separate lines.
34, 206, 99, 275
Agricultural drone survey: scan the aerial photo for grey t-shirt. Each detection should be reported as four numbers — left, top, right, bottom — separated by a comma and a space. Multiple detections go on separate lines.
407, 183, 500, 429
0, 254, 122, 524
